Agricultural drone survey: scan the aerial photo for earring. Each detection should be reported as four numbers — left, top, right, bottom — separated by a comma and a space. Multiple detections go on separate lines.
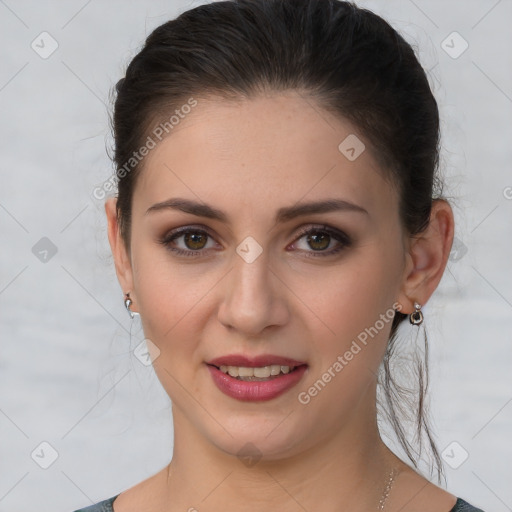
409, 301, 423, 325
124, 292, 135, 319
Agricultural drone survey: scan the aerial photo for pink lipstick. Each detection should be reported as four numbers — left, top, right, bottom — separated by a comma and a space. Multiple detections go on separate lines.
206, 354, 308, 402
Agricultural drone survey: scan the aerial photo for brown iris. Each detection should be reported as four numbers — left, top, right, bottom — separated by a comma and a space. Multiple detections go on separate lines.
184, 232, 208, 250
306, 232, 330, 251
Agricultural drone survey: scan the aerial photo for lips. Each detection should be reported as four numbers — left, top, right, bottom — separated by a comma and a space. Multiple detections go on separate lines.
206, 354, 307, 368
205, 354, 308, 401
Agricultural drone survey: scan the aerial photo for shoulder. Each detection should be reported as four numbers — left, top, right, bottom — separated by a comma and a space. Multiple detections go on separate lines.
449, 497, 486, 512
385, 466, 481, 512
71, 494, 119, 512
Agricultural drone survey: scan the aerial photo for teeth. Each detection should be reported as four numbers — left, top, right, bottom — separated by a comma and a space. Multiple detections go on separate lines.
218, 364, 296, 379
238, 366, 254, 377
226, 366, 238, 377
270, 365, 281, 376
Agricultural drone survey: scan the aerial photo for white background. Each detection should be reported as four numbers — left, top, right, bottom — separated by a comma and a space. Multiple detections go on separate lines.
0, 1, 511, 511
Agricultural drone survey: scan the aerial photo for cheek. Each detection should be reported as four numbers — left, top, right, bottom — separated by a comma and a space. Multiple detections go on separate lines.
294, 243, 403, 409
130, 243, 208, 355
296, 253, 400, 420
131, 254, 211, 404
299, 245, 401, 341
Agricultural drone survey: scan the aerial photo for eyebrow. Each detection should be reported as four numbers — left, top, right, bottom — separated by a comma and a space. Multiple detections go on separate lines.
145, 197, 369, 223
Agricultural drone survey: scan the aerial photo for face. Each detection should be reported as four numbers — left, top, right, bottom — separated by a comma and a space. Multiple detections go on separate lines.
113, 92, 411, 462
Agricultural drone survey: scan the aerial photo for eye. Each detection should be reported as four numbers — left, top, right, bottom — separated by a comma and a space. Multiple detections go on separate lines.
158, 224, 352, 259
290, 224, 352, 257
158, 226, 218, 257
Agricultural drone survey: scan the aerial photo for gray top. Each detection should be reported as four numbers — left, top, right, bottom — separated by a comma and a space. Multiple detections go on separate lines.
72, 494, 485, 511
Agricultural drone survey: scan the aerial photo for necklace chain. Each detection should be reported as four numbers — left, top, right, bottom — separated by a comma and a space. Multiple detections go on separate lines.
166, 463, 399, 510
378, 467, 399, 511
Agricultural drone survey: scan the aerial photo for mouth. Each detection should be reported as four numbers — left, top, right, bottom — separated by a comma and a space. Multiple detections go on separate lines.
205, 355, 308, 401
207, 363, 304, 381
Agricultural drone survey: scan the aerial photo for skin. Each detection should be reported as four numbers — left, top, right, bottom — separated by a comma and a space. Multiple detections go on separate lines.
105, 92, 455, 512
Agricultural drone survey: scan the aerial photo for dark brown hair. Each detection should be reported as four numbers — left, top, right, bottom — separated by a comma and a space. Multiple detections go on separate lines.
109, 0, 446, 484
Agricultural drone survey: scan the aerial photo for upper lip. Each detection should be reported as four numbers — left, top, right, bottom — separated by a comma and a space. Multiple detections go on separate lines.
207, 354, 307, 368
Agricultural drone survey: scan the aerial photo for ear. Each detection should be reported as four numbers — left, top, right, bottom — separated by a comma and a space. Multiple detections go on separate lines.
397, 199, 455, 314
105, 197, 137, 312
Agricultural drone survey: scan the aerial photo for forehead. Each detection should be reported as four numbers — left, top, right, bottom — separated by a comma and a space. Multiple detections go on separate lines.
133, 93, 397, 223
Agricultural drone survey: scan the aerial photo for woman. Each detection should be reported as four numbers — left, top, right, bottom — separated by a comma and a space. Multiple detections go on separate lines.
74, 0, 485, 510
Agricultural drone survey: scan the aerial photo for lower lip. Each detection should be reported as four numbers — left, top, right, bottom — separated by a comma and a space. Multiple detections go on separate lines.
206, 364, 308, 402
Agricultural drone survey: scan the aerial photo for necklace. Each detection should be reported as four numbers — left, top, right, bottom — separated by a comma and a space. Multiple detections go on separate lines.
378, 467, 399, 511
165, 462, 399, 510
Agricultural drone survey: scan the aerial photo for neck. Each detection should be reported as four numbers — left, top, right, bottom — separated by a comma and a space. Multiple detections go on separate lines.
160, 387, 405, 511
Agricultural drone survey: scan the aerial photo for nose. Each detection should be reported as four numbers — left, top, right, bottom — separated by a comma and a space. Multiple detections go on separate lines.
216, 246, 290, 337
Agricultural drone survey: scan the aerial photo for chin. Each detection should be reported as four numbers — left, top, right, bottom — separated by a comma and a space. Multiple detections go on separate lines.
205, 417, 310, 463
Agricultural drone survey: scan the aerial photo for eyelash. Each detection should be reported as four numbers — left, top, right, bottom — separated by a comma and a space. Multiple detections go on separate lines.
158, 224, 352, 259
